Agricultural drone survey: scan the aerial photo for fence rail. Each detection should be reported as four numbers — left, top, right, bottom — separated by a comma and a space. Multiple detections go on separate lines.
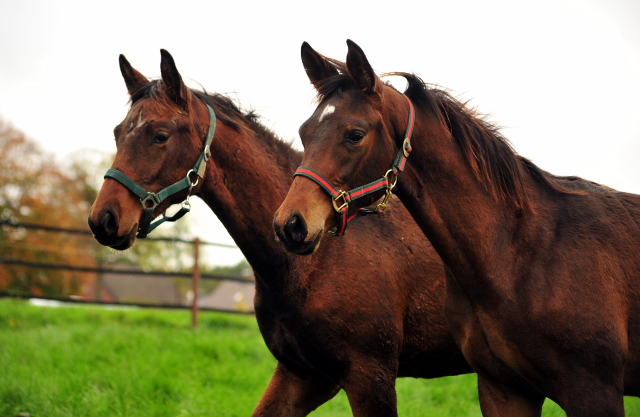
0, 221, 253, 323
0, 258, 248, 283
0, 219, 238, 247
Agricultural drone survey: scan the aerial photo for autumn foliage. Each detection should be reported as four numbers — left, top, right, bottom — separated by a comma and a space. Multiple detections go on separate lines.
0, 119, 99, 296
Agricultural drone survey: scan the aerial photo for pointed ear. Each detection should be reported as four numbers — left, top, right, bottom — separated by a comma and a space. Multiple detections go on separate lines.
119, 54, 148, 95
345, 39, 381, 93
301, 41, 338, 89
160, 49, 189, 108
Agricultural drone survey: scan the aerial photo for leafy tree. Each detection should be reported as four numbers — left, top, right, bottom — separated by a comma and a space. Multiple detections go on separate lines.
0, 120, 96, 296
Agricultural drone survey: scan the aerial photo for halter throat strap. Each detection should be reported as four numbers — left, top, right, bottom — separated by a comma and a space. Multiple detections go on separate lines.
294, 94, 415, 236
103, 103, 217, 238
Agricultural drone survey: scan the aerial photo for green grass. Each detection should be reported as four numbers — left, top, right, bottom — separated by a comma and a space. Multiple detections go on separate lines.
0, 298, 638, 416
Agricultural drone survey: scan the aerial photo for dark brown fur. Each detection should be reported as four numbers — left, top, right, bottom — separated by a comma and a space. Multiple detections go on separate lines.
88, 50, 471, 417
275, 40, 640, 417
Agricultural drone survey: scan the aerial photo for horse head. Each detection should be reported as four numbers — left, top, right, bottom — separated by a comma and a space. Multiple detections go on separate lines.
88, 50, 211, 249
273, 40, 412, 255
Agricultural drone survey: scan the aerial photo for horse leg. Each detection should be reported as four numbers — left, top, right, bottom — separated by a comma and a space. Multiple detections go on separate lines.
562, 392, 624, 417
342, 366, 398, 417
251, 361, 340, 417
477, 374, 544, 417
559, 374, 625, 417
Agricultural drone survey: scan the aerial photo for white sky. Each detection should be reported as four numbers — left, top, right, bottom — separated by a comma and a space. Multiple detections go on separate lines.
1, 0, 639, 265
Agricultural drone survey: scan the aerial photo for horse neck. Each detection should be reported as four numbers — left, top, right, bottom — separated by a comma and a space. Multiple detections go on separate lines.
393, 102, 521, 286
196, 120, 301, 281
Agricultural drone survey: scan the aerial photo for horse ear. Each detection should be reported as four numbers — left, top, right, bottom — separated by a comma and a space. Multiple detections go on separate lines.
345, 39, 381, 93
119, 54, 148, 95
301, 42, 338, 89
159, 49, 189, 108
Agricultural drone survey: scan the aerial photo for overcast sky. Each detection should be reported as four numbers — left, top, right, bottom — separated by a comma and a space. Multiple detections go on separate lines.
1, 0, 639, 265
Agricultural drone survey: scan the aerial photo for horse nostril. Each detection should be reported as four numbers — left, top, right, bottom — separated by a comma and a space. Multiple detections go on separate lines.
100, 208, 119, 237
284, 212, 308, 243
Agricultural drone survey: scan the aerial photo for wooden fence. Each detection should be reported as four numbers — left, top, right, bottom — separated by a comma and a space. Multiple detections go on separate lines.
0, 220, 253, 326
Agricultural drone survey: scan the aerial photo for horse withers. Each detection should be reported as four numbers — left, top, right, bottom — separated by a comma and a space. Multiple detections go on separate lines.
88, 50, 470, 417
274, 40, 640, 416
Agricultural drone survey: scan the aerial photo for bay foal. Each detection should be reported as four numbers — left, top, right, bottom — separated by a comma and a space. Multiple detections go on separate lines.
274, 40, 640, 416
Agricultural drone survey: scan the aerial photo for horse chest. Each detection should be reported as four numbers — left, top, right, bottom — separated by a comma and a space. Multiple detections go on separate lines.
444, 273, 537, 384
255, 292, 347, 378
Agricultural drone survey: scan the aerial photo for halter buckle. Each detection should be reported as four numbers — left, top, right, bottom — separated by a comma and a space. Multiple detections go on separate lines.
141, 193, 159, 209
332, 191, 349, 212
402, 137, 411, 157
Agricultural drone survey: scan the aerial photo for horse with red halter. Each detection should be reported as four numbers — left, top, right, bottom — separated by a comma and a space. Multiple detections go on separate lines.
87, 50, 471, 416
274, 40, 640, 416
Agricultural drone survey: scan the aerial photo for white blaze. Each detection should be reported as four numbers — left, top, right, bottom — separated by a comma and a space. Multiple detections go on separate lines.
125, 109, 146, 141
318, 104, 335, 123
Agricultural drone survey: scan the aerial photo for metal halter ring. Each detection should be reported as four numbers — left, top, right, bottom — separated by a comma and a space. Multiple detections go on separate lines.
141, 194, 159, 209
185, 169, 200, 206
384, 169, 399, 190
186, 169, 200, 187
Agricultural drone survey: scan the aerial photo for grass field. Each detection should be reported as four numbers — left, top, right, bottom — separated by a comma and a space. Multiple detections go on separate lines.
1, 298, 639, 416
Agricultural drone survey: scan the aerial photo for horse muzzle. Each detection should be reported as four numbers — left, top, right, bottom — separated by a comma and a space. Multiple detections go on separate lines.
273, 210, 323, 255
88, 206, 137, 250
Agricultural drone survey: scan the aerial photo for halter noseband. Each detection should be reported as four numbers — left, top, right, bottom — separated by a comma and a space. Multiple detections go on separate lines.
103, 102, 217, 238
294, 94, 414, 236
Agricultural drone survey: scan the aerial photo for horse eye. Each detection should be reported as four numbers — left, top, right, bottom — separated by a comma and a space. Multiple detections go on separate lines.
153, 133, 170, 144
346, 130, 365, 144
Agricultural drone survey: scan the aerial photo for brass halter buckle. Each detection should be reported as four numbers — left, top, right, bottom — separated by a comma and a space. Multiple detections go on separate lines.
332, 190, 349, 212
402, 137, 411, 157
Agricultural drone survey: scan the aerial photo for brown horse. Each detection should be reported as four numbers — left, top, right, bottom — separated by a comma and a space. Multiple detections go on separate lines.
274, 40, 640, 416
87, 50, 471, 416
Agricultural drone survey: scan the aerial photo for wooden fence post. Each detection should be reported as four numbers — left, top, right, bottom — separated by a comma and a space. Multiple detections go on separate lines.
191, 238, 200, 328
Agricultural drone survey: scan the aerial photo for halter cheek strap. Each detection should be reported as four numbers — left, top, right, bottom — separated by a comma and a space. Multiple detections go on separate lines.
103, 103, 217, 239
294, 94, 414, 236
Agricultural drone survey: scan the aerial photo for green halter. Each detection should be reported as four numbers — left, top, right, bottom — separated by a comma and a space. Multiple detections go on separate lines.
103, 103, 217, 238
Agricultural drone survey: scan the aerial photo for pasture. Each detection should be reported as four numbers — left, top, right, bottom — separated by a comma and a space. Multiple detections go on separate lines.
1, 298, 639, 416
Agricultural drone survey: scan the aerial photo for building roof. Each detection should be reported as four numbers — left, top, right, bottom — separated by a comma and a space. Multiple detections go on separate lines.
99, 272, 183, 305
199, 281, 255, 313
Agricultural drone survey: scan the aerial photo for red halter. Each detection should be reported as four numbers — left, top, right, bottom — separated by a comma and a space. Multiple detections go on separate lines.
294, 94, 414, 236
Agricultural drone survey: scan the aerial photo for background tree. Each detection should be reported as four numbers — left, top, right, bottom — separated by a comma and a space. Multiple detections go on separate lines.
0, 119, 96, 296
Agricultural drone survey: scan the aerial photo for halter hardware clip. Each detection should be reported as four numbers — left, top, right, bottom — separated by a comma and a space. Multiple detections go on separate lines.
332, 191, 349, 212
